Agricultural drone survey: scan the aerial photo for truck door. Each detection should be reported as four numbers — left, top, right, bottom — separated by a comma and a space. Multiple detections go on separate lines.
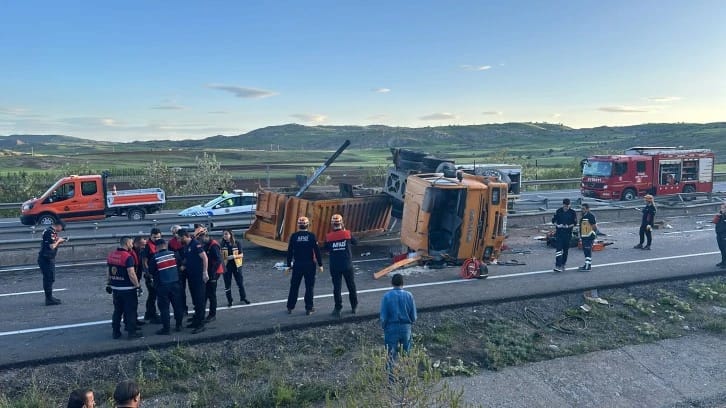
79, 179, 105, 215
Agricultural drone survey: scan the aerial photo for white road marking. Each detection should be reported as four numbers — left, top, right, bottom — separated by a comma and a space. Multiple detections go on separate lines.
0, 288, 68, 297
663, 228, 713, 235
0, 250, 721, 337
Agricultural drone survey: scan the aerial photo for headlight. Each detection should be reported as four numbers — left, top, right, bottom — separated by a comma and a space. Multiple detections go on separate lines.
22, 203, 32, 211
603, 185, 608, 189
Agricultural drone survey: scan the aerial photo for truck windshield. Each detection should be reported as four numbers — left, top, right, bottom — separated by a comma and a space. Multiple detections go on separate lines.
582, 161, 612, 177
40, 179, 64, 198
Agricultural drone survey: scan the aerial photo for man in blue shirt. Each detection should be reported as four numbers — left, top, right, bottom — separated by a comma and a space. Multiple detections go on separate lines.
380, 273, 417, 360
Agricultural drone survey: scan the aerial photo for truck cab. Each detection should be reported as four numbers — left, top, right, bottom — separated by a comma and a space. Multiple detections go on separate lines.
401, 171, 508, 263
21, 175, 107, 225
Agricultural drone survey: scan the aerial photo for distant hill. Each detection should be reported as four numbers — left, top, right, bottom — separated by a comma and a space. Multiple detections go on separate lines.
2, 122, 726, 161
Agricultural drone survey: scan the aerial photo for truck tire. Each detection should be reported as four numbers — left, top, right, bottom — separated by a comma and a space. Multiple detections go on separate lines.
475, 167, 511, 185
421, 156, 452, 172
38, 213, 57, 226
128, 208, 146, 221
621, 188, 637, 201
435, 162, 457, 178
682, 184, 696, 194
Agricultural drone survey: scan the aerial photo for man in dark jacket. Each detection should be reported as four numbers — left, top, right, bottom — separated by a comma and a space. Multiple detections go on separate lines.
714, 203, 726, 268
178, 228, 208, 334
552, 198, 577, 272
286, 216, 323, 315
634, 194, 657, 250
38, 220, 66, 305
323, 214, 358, 318
149, 239, 184, 334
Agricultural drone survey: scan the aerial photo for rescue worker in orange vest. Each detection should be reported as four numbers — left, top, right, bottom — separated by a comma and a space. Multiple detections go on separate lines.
323, 214, 359, 318
107, 236, 142, 339
199, 228, 224, 323
286, 216, 324, 315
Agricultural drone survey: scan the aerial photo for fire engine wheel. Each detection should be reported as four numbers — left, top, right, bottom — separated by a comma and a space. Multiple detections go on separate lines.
37, 214, 57, 226
621, 188, 637, 201
682, 185, 696, 194
127, 208, 146, 221
460, 258, 488, 279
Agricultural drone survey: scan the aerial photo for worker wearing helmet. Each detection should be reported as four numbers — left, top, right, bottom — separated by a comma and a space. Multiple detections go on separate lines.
286, 216, 323, 315
634, 194, 656, 250
323, 214, 359, 318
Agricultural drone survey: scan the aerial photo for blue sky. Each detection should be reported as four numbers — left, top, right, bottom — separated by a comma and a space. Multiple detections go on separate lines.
1, 0, 724, 141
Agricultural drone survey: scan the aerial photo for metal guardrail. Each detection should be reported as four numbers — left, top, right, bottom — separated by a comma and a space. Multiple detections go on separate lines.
3, 173, 724, 210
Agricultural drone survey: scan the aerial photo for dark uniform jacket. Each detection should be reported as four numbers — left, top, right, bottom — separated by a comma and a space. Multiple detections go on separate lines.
204, 239, 224, 277
552, 208, 577, 230
715, 212, 726, 235
324, 229, 357, 271
39, 226, 61, 259
641, 204, 656, 227
151, 249, 180, 285
287, 231, 323, 269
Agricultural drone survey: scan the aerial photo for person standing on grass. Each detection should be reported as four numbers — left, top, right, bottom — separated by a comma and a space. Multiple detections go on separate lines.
66, 388, 95, 408
634, 194, 656, 250
380, 273, 417, 360
113, 380, 141, 408
552, 198, 577, 272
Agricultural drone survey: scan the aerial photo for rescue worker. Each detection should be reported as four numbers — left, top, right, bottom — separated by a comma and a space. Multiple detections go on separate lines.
168, 225, 189, 316
38, 219, 66, 305
551, 198, 577, 272
714, 203, 726, 268
149, 239, 184, 334
199, 228, 224, 322
220, 229, 249, 307
129, 236, 148, 329
107, 236, 142, 339
142, 228, 162, 323
323, 214, 358, 317
578, 203, 598, 271
286, 216, 324, 315
177, 228, 208, 334
634, 194, 656, 250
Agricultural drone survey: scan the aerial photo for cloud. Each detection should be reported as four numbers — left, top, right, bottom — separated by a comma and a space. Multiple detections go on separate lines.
207, 84, 277, 99
420, 112, 457, 121
460, 64, 492, 71
598, 106, 650, 113
151, 104, 186, 110
481, 111, 503, 116
291, 113, 327, 123
646, 96, 681, 102
373, 87, 391, 93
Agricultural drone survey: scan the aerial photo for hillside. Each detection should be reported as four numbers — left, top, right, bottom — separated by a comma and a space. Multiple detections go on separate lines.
2, 122, 726, 161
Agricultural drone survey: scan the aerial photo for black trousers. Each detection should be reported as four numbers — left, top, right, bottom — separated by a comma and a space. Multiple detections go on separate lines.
717, 232, 726, 263
331, 266, 357, 310
554, 229, 572, 267
223, 264, 246, 303
287, 266, 316, 311
112, 289, 138, 334
144, 275, 158, 319
37, 256, 56, 299
638, 225, 653, 246
188, 272, 206, 327
156, 281, 183, 330
179, 269, 189, 314
205, 278, 219, 317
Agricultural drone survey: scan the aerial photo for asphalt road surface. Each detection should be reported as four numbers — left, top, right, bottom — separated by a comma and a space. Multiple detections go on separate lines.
0, 209, 723, 369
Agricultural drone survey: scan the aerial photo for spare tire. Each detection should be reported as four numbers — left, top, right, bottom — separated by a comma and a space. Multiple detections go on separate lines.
435, 162, 458, 178
474, 167, 511, 185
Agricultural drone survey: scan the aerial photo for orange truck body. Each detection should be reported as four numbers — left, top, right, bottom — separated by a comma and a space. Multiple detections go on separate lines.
20, 174, 165, 225
245, 189, 392, 251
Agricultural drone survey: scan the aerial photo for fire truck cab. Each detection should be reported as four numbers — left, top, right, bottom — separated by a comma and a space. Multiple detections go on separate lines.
581, 147, 714, 201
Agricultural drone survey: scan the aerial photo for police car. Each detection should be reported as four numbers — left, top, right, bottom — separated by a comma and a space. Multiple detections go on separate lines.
178, 190, 257, 217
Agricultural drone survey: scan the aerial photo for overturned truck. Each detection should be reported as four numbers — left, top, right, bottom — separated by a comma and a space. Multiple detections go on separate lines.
245, 143, 508, 276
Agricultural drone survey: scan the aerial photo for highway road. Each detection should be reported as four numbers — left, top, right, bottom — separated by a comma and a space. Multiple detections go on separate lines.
0, 208, 723, 368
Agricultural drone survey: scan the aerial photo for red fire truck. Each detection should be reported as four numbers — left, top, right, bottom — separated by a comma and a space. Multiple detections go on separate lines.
581, 147, 714, 201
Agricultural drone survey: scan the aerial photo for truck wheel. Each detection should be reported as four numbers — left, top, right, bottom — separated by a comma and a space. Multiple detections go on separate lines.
621, 188, 637, 201
475, 167, 511, 185
435, 162, 457, 178
38, 214, 57, 226
682, 185, 696, 194
128, 208, 146, 221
